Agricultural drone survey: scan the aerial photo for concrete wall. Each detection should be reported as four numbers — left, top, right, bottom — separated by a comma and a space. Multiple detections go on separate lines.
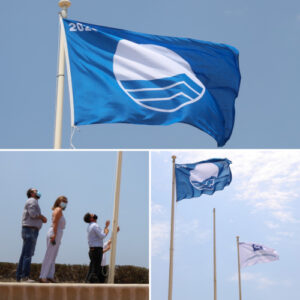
0, 283, 149, 300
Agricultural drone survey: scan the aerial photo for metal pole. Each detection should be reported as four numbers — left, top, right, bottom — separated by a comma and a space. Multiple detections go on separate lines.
213, 208, 217, 300
108, 151, 123, 283
168, 155, 176, 300
54, 0, 71, 149
236, 236, 242, 300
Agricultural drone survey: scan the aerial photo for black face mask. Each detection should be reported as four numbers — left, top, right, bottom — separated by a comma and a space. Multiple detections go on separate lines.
93, 214, 98, 221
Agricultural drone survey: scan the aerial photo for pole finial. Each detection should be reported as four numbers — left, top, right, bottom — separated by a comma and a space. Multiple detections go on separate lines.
58, 0, 71, 18
58, 0, 71, 8
171, 155, 176, 162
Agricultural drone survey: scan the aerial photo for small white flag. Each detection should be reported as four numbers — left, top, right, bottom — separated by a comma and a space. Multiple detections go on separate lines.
239, 242, 279, 268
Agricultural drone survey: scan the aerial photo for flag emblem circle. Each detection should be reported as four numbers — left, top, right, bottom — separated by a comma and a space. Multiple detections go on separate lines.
113, 39, 206, 113
189, 163, 219, 190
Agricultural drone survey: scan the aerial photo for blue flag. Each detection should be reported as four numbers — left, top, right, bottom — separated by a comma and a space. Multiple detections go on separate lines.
175, 158, 232, 201
62, 18, 241, 146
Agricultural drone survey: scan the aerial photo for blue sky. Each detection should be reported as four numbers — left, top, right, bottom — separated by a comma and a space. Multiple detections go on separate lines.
1, 0, 300, 148
0, 151, 149, 267
151, 150, 300, 300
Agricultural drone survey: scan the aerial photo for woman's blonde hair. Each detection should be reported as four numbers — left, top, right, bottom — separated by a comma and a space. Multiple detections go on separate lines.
52, 196, 68, 210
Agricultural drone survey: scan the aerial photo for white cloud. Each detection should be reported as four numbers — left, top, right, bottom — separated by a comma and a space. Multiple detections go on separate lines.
152, 150, 300, 263
265, 221, 279, 229
258, 277, 277, 287
276, 231, 294, 238
230, 271, 277, 289
220, 152, 298, 222
151, 222, 170, 258
175, 219, 210, 244
169, 150, 300, 226
266, 230, 295, 244
267, 235, 283, 245
272, 211, 297, 223
151, 217, 211, 258
152, 203, 165, 216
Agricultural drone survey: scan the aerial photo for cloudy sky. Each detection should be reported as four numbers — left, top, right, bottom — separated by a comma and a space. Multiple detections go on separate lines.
151, 150, 300, 300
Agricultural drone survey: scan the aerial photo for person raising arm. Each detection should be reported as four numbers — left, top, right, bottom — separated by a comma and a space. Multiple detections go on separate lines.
84, 213, 110, 283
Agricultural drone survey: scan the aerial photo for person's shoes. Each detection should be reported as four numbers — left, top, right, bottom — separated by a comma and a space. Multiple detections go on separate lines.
20, 277, 35, 283
46, 278, 56, 283
39, 278, 48, 283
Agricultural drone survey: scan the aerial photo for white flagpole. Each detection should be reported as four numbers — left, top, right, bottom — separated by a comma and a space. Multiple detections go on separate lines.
213, 208, 217, 300
54, 0, 71, 149
108, 151, 123, 283
236, 236, 242, 300
168, 155, 176, 300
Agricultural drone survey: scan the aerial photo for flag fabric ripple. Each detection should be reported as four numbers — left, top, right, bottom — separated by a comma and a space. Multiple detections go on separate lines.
175, 158, 232, 201
239, 242, 279, 268
62, 18, 241, 146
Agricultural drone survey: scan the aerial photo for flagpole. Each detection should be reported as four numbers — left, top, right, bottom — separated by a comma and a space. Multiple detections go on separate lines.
168, 155, 176, 300
213, 208, 217, 300
108, 151, 123, 283
236, 236, 242, 300
54, 0, 71, 149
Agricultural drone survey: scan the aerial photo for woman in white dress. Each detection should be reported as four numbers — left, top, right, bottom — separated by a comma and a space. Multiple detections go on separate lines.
39, 196, 68, 283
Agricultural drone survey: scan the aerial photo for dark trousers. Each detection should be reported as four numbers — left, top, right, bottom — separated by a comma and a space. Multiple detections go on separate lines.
16, 227, 39, 280
86, 247, 103, 283
99, 265, 109, 283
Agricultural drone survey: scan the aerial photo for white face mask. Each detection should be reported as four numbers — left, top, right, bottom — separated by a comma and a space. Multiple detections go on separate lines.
60, 202, 67, 210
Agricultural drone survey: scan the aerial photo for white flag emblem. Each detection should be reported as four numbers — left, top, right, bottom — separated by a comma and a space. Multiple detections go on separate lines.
189, 163, 219, 190
113, 39, 206, 113
239, 242, 279, 268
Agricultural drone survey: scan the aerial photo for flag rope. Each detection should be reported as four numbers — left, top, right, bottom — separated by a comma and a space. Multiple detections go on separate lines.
70, 125, 79, 149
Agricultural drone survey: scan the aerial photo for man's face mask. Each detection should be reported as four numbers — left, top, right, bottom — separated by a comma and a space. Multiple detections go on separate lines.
36, 191, 41, 199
